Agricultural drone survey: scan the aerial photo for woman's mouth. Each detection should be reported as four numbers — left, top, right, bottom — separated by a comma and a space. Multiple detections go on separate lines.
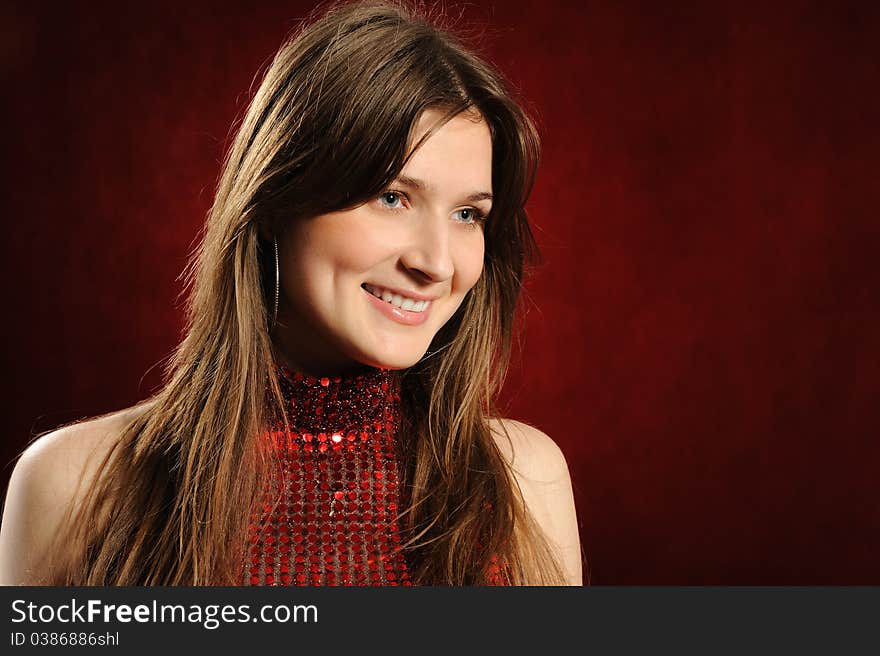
362, 283, 431, 313
361, 283, 432, 326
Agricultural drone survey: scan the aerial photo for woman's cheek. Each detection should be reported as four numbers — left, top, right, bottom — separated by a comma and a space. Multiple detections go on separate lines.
331, 214, 397, 269
455, 233, 486, 292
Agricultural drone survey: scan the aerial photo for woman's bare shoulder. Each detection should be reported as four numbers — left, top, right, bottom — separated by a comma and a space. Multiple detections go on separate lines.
11, 405, 146, 491
488, 417, 570, 481
488, 417, 584, 585
0, 405, 148, 585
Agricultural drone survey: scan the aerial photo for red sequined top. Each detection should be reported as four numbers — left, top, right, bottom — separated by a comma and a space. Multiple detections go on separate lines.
244, 365, 412, 586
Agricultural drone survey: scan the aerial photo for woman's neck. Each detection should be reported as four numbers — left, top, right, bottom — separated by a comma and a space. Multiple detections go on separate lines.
271, 347, 380, 380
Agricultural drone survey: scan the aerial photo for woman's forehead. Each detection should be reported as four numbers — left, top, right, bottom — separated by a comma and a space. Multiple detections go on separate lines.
400, 110, 493, 200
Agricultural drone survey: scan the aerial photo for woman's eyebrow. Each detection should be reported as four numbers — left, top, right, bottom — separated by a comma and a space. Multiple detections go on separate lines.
393, 174, 493, 204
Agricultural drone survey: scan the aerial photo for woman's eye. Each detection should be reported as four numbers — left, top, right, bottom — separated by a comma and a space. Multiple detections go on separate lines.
378, 191, 404, 209
453, 207, 485, 224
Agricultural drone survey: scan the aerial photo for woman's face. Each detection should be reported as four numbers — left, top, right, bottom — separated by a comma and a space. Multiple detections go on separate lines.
275, 108, 492, 375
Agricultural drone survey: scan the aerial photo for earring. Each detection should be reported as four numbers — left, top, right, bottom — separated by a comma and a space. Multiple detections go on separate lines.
272, 235, 280, 329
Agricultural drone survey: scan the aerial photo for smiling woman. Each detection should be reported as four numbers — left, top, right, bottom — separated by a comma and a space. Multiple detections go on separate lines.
0, 0, 582, 586
274, 108, 491, 372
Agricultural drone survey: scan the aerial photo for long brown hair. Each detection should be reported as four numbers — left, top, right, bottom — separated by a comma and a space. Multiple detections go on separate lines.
40, 0, 565, 585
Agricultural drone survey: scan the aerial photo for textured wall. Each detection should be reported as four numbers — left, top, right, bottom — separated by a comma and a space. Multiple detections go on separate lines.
1, 0, 877, 583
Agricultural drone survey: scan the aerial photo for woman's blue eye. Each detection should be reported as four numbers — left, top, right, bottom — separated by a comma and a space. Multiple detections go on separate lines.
378, 191, 403, 208
453, 208, 485, 224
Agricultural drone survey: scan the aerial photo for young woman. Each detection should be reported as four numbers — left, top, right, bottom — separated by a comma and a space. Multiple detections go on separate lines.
0, 0, 582, 586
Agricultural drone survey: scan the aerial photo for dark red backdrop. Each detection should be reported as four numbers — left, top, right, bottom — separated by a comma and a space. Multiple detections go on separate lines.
1, 1, 877, 584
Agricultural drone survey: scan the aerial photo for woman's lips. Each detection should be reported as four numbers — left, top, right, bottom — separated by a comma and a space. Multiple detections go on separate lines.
362, 285, 431, 326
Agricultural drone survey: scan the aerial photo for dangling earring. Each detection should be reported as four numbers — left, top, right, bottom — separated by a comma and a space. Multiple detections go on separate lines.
272, 235, 280, 329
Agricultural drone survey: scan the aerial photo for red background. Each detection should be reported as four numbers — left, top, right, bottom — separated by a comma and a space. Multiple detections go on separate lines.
1, 1, 877, 584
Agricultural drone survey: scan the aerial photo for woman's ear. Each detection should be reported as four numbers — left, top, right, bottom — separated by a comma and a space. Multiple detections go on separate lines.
257, 220, 275, 243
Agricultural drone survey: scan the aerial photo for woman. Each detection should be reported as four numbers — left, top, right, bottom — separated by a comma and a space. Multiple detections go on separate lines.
0, 0, 582, 585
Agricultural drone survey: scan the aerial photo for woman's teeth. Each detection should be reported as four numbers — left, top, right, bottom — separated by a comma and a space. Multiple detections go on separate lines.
363, 284, 430, 313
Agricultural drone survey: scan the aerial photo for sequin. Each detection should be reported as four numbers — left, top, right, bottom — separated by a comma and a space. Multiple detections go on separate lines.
244, 364, 411, 587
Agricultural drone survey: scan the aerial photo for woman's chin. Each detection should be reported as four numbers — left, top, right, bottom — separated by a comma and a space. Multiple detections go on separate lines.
355, 346, 427, 371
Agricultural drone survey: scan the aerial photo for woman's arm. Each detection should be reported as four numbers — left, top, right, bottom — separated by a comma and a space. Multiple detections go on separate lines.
491, 418, 584, 585
0, 412, 128, 585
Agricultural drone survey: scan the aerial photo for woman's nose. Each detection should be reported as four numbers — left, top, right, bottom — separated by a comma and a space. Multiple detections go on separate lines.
399, 211, 455, 283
